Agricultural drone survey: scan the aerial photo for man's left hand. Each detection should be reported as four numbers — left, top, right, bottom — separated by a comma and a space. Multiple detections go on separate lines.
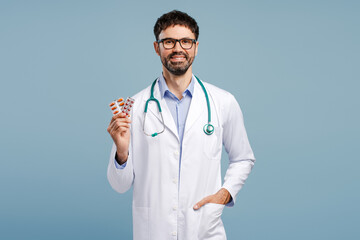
193, 188, 232, 210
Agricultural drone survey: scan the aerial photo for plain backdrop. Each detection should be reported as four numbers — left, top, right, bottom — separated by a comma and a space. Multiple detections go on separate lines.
0, 0, 359, 239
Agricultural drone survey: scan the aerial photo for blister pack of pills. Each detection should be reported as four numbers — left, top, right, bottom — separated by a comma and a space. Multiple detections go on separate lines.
109, 97, 135, 116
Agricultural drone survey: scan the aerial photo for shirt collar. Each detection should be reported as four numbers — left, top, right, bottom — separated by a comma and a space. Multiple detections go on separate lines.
158, 74, 195, 99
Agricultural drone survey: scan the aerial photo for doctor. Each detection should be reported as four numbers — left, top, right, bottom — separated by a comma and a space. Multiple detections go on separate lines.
107, 10, 255, 240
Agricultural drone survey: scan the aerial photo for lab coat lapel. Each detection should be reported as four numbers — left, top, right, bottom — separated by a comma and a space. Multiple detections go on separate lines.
184, 80, 206, 134
145, 81, 179, 140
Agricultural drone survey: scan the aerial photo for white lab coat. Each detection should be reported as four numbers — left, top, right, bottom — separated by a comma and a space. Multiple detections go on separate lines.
107, 76, 255, 240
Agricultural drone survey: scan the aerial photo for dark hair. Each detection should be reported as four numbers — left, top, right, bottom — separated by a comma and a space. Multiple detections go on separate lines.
153, 10, 199, 41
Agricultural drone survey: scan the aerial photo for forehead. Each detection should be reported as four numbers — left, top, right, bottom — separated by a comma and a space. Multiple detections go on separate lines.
159, 25, 195, 39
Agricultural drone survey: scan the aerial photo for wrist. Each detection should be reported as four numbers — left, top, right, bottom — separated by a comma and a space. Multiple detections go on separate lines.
115, 151, 128, 165
219, 188, 232, 204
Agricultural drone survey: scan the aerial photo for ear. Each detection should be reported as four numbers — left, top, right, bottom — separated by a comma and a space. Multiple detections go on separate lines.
154, 41, 160, 56
194, 41, 199, 56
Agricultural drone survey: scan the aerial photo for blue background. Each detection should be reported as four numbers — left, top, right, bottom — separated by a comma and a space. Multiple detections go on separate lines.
1, 0, 359, 239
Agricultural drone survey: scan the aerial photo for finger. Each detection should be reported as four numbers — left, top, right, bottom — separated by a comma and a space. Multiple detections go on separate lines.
108, 119, 123, 133
111, 113, 130, 123
193, 195, 212, 210
109, 121, 130, 135
110, 113, 131, 124
110, 126, 129, 138
110, 125, 129, 136
108, 120, 131, 135
111, 118, 131, 128
108, 117, 131, 131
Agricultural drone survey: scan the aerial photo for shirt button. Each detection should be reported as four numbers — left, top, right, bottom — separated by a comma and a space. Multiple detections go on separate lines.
174, 151, 179, 157
172, 231, 177, 236
172, 178, 177, 184
173, 206, 177, 211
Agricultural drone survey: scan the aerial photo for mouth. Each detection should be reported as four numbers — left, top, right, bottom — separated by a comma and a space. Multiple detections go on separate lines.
169, 53, 187, 62
171, 57, 186, 62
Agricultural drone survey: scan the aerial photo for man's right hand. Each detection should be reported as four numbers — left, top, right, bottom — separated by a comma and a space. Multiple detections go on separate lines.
107, 113, 132, 165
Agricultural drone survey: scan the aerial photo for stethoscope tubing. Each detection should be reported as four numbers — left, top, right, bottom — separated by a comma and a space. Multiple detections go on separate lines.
143, 76, 214, 137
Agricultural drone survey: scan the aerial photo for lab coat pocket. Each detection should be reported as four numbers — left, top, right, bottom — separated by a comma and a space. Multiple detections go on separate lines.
132, 206, 149, 240
199, 203, 226, 239
203, 126, 222, 161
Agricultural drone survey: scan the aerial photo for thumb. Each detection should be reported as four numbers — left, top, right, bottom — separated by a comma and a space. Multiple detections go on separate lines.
193, 196, 211, 210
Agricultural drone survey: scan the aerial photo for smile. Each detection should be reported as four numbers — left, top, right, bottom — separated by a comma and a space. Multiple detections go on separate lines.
170, 56, 186, 61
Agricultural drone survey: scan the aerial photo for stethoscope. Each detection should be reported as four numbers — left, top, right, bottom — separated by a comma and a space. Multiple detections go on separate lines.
143, 76, 214, 137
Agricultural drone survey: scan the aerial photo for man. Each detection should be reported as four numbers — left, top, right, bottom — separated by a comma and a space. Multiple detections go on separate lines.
107, 10, 255, 240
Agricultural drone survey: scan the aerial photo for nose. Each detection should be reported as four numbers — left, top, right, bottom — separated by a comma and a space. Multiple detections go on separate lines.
173, 40, 183, 51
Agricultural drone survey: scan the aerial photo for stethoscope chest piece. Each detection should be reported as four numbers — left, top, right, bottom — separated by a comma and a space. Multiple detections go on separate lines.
203, 123, 214, 135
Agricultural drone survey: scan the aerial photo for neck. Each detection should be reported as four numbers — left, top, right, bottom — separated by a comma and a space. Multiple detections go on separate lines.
162, 67, 193, 100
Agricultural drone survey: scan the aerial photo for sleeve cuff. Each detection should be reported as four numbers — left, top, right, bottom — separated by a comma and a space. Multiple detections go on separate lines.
114, 158, 127, 169
225, 198, 234, 207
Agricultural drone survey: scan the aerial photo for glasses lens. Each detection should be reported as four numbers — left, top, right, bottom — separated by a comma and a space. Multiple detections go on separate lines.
180, 39, 193, 49
163, 39, 175, 49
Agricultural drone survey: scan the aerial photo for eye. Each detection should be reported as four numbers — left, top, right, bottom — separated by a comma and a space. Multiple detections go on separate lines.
164, 39, 174, 44
181, 39, 192, 44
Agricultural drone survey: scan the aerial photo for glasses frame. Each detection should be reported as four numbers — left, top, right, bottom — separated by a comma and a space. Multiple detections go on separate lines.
157, 38, 197, 50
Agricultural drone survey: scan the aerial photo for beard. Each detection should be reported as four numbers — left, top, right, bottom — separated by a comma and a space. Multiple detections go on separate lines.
161, 51, 195, 76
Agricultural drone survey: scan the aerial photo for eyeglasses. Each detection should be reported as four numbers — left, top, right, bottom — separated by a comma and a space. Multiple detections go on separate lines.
157, 38, 197, 50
